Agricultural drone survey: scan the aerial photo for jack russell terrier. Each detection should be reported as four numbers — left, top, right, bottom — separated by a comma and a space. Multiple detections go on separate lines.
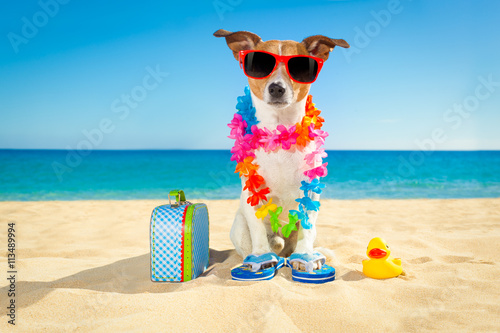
214, 29, 349, 283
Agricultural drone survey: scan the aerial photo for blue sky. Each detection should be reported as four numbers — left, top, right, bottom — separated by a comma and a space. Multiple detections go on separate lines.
1, 0, 499, 150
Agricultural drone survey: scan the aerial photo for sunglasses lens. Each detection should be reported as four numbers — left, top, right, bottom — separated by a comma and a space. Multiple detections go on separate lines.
288, 57, 319, 83
243, 52, 276, 78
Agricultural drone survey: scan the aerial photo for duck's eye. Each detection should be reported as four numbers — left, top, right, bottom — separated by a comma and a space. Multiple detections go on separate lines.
386, 245, 389, 248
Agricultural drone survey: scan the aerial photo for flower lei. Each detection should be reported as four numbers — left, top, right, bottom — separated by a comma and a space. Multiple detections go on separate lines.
228, 86, 328, 238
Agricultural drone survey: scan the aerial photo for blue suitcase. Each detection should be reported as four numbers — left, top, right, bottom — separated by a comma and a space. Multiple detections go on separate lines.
150, 190, 209, 282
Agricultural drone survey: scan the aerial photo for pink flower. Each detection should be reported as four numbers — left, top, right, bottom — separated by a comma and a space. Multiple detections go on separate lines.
309, 126, 329, 141
230, 136, 254, 162
277, 125, 298, 150
304, 163, 328, 180
317, 148, 328, 160
228, 114, 247, 139
314, 137, 325, 149
246, 126, 264, 149
304, 148, 328, 167
259, 128, 280, 152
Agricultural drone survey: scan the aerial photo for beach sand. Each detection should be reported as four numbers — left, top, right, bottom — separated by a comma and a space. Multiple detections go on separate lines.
1, 198, 499, 332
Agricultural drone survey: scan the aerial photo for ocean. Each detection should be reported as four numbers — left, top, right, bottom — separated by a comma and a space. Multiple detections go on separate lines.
1, 149, 499, 201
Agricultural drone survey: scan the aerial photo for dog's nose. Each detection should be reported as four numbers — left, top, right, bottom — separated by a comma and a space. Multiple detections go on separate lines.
268, 83, 285, 98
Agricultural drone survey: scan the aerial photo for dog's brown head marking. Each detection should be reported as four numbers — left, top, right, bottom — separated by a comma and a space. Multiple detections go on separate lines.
213, 29, 262, 61
214, 29, 349, 105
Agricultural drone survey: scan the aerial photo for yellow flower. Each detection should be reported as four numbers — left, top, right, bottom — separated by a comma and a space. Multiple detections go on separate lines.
255, 198, 278, 220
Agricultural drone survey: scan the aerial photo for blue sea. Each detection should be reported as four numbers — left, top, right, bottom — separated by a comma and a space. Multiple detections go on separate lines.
1, 150, 499, 201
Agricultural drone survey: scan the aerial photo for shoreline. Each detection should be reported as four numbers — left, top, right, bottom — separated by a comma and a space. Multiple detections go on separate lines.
0, 196, 499, 202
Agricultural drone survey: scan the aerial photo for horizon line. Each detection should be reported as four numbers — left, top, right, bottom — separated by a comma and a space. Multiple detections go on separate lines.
1, 148, 499, 152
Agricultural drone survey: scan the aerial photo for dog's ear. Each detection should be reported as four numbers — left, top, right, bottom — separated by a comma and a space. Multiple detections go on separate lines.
214, 29, 262, 61
302, 35, 350, 61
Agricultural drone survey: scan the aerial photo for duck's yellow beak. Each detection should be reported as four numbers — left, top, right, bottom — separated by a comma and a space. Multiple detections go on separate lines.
368, 248, 387, 259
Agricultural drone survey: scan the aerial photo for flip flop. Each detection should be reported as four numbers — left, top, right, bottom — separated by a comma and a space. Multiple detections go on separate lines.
286, 252, 335, 284
231, 252, 285, 281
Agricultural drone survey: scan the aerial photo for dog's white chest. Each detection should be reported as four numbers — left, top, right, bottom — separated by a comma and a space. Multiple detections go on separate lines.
253, 145, 314, 201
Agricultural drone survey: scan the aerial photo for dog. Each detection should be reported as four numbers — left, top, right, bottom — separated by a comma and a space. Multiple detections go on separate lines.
214, 29, 349, 272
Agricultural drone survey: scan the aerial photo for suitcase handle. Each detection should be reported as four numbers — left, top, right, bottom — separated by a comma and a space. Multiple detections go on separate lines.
168, 189, 187, 207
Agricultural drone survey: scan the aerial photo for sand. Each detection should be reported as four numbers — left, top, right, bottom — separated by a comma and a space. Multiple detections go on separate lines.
0, 198, 499, 332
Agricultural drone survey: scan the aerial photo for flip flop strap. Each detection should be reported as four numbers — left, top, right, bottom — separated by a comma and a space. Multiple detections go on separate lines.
288, 252, 326, 273
243, 253, 279, 272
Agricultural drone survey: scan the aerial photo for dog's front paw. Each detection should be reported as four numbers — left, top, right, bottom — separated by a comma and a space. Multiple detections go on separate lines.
243, 260, 276, 270
291, 260, 322, 272
288, 252, 327, 273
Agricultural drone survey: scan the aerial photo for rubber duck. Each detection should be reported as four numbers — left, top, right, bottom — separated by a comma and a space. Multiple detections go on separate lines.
362, 237, 403, 279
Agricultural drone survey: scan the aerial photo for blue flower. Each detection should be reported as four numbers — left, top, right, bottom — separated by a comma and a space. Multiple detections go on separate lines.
295, 196, 320, 212
235, 86, 259, 134
299, 179, 326, 197
301, 213, 312, 229
290, 207, 312, 230
289, 209, 305, 221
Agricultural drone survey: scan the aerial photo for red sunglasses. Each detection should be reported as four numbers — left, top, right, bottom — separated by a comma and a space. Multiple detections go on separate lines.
239, 50, 324, 84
